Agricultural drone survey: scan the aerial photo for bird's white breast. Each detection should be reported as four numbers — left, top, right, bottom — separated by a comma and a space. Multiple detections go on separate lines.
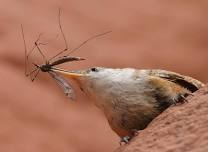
83, 68, 150, 111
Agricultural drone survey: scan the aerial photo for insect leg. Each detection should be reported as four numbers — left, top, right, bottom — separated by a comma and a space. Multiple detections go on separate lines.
31, 68, 40, 82
21, 24, 30, 77
49, 8, 69, 61
65, 30, 112, 56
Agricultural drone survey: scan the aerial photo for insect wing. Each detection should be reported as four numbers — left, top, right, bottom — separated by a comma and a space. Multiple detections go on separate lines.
48, 71, 76, 100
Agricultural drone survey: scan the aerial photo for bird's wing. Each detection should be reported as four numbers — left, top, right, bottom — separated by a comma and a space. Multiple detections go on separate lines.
147, 69, 204, 92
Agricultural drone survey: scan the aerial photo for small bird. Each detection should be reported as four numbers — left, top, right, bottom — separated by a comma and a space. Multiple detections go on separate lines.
52, 67, 204, 143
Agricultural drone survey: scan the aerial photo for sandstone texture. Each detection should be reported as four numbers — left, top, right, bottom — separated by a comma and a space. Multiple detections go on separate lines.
116, 85, 208, 152
0, 0, 208, 152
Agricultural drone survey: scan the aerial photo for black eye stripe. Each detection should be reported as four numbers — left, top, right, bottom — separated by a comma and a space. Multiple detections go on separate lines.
91, 67, 98, 72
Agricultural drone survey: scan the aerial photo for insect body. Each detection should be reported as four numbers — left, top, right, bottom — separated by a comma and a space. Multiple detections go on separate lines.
29, 56, 85, 100
34, 56, 85, 73
33, 57, 84, 100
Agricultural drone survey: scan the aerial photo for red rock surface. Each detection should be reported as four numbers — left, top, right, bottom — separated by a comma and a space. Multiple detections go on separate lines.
116, 84, 208, 152
0, 1, 208, 152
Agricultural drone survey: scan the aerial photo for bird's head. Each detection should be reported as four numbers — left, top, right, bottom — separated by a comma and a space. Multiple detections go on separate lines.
52, 67, 136, 102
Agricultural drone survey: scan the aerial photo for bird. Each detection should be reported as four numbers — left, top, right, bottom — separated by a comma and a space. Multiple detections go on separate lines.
52, 67, 204, 143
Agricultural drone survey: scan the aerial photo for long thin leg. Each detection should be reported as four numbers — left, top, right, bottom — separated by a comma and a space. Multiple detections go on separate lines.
26, 33, 44, 59
26, 33, 46, 74
26, 68, 39, 77
34, 40, 47, 61
28, 33, 47, 60
49, 8, 69, 61
66, 30, 112, 56
21, 24, 29, 77
28, 33, 59, 62
31, 69, 40, 81
49, 9, 112, 61
21, 26, 46, 81
49, 30, 112, 61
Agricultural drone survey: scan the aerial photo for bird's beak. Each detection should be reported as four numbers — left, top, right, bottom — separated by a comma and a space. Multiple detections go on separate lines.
51, 68, 85, 79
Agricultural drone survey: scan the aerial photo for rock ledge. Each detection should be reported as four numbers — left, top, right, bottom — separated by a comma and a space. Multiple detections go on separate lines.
116, 84, 208, 152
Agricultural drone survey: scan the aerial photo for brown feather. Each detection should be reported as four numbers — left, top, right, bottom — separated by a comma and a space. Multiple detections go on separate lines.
147, 69, 204, 92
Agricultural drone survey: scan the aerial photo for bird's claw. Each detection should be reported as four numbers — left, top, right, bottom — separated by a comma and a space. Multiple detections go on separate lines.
120, 136, 131, 145
173, 93, 191, 105
119, 129, 140, 145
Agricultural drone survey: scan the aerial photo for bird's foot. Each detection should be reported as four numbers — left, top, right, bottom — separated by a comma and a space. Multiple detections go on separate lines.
120, 136, 131, 145
119, 129, 140, 145
187, 92, 194, 96
173, 93, 191, 105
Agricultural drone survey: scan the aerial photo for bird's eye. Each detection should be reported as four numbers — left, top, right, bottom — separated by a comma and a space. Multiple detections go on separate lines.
91, 67, 99, 72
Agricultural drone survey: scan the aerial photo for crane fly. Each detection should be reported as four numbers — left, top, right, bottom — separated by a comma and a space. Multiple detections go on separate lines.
21, 9, 111, 100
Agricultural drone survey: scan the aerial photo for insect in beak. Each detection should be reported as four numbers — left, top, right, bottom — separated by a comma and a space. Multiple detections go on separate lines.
21, 8, 111, 100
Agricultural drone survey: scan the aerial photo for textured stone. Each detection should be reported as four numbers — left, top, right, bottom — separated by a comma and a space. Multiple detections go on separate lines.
116, 84, 208, 152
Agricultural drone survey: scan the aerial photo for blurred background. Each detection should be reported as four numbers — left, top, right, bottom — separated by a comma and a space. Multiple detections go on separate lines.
0, 0, 208, 152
